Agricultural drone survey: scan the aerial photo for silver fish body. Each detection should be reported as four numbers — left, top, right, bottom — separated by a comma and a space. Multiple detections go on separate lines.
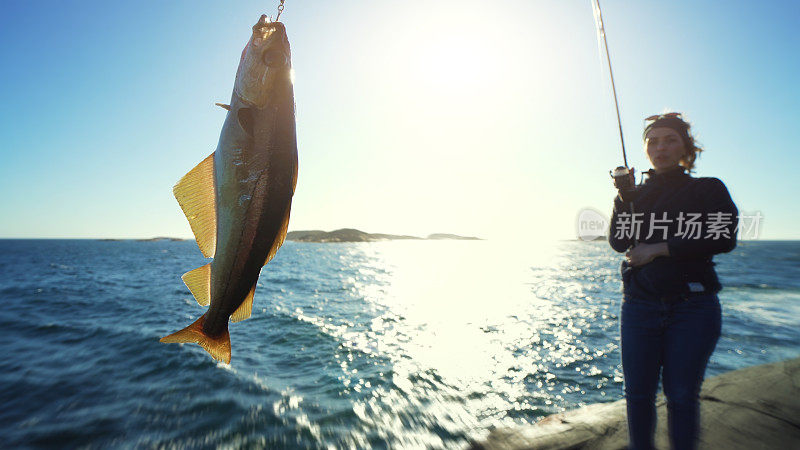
161, 16, 297, 363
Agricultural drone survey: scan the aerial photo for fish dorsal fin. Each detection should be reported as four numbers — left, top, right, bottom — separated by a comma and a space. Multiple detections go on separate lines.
174, 153, 217, 258
181, 263, 211, 306
231, 284, 256, 323
264, 204, 292, 266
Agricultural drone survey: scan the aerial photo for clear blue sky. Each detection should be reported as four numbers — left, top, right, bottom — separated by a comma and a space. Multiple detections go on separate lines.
1, 0, 798, 240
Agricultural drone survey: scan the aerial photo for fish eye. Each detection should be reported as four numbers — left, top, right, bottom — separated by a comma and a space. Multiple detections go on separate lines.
263, 49, 286, 67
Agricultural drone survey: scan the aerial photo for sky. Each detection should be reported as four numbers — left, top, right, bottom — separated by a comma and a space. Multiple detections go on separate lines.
0, 0, 798, 240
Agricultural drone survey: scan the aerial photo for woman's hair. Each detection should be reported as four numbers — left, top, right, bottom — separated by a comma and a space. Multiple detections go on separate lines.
643, 114, 703, 172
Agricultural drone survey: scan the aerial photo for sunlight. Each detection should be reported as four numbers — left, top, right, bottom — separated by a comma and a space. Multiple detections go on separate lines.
383, 7, 515, 107
411, 29, 504, 98
304, 2, 581, 241
351, 240, 562, 387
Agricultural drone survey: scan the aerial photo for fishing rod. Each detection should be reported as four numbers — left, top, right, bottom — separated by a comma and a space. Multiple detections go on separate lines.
591, 0, 640, 250
591, 0, 635, 192
592, 0, 627, 168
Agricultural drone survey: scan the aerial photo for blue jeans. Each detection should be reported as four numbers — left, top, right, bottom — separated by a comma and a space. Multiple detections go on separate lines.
620, 294, 721, 450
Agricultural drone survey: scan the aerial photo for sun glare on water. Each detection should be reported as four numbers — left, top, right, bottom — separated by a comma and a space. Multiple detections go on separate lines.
300, 238, 613, 441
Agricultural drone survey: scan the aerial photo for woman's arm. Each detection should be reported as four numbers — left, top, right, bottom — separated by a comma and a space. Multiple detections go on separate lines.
608, 195, 635, 253
666, 178, 738, 258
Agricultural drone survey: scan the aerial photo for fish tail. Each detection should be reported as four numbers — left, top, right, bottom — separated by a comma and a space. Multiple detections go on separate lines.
160, 314, 231, 364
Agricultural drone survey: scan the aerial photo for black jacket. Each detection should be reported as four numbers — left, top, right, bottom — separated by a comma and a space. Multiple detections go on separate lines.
608, 167, 738, 301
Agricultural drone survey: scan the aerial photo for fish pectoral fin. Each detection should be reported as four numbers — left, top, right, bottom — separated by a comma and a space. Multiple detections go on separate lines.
264, 204, 292, 266
182, 263, 211, 306
174, 153, 217, 258
215, 102, 231, 111
230, 284, 256, 323
160, 314, 231, 364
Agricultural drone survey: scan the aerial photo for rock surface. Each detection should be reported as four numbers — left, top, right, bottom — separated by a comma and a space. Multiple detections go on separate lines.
471, 357, 800, 449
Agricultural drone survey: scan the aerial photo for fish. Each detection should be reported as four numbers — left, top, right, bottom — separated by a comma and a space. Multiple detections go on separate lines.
160, 15, 298, 364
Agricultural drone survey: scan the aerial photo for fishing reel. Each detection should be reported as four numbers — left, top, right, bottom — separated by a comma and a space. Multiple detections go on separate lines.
610, 166, 637, 202
610, 166, 635, 190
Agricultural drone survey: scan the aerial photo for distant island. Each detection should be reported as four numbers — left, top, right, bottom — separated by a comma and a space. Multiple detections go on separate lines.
286, 228, 481, 243
98, 237, 185, 242
134, 237, 185, 242
105, 231, 480, 244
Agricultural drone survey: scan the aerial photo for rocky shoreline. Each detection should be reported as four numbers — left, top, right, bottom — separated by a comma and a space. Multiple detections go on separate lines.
470, 357, 800, 449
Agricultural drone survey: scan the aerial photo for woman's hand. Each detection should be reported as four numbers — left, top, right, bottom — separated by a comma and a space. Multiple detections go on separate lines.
626, 242, 670, 267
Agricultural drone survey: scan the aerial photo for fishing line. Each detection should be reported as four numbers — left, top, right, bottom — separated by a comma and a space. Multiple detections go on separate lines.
275, 0, 286, 21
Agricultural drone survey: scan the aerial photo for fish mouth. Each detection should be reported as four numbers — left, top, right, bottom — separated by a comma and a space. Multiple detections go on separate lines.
251, 15, 275, 39
250, 15, 289, 65
233, 14, 291, 107
251, 15, 285, 45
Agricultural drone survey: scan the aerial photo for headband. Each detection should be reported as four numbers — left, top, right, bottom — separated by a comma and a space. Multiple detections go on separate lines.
643, 116, 690, 142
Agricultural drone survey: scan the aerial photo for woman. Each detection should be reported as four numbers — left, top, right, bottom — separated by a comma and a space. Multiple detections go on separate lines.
608, 113, 738, 450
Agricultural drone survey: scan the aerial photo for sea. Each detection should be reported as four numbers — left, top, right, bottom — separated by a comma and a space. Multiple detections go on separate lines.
1, 238, 798, 449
